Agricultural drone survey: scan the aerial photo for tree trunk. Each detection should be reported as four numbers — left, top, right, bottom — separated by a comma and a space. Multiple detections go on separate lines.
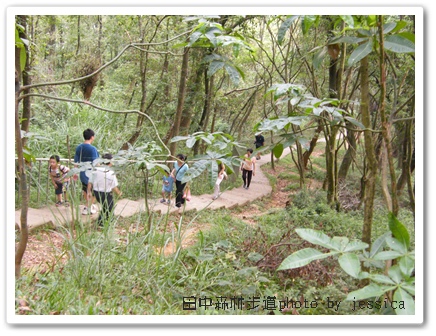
193, 69, 214, 155
338, 121, 357, 181
380, 139, 393, 212
377, 16, 399, 216
165, 51, 204, 143
397, 117, 415, 195
75, 16, 80, 56
15, 70, 29, 279
360, 55, 377, 247
16, 16, 32, 149
169, 48, 190, 157
324, 48, 340, 208
302, 122, 323, 169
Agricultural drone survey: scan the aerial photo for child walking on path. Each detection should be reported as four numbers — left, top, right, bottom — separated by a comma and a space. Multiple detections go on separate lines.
160, 169, 174, 205
240, 148, 256, 190
87, 153, 122, 227
49, 155, 71, 207
212, 162, 227, 200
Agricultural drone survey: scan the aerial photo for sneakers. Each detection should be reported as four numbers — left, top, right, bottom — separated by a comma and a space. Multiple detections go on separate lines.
167, 200, 171, 205
160, 198, 166, 203
82, 204, 98, 215
55, 201, 63, 207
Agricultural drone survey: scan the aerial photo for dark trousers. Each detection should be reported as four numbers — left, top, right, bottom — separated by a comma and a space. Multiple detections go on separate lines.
93, 191, 114, 226
242, 169, 253, 188
175, 180, 186, 208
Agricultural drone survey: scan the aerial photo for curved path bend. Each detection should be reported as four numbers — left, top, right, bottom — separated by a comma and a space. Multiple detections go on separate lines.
15, 148, 291, 231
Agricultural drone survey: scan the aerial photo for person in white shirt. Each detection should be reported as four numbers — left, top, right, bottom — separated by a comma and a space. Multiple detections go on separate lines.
87, 153, 122, 227
212, 162, 227, 200
240, 148, 256, 190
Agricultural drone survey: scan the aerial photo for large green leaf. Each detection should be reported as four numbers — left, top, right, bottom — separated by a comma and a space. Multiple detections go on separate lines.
329, 36, 367, 45
384, 35, 415, 53
399, 255, 415, 277
272, 143, 284, 159
398, 31, 415, 43
348, 40, 373, 66
338, 253, 361, 278
207, 60, 225, 77
343, 240, 369, 252
170, 135, 191, 143
302, 15, 318, 35
312, 46, 327, 69
181, 160, 208, 184
345, 283, 385, 301
188, 31, 203, 46
208, 160, 218, 186
368, 273, 396, 285
401, 282, 415, 296
296, 229, 337, 250
370, 232, 391, 258
186, 136, 197, 149
277, 248, 332, 270
340, 15, 354, 28
388, 212, 410, 250
388, 265, 403, 284
344, 116, 365, 130
373, 250, 403, 260
383, 22, 397, 34
386, 237, 407, 255
277, 15, 299, 45
20, 46, 27, 71
224, 64, 241, 86
330, 236, 349, 252
391, 20, 408, 33
393, 288, 415, 315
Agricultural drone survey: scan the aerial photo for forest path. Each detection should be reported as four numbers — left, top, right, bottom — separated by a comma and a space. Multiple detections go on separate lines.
15, 148, 291, 232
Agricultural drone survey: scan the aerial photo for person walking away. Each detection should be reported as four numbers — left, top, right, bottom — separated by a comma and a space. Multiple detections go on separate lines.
171, 154, 189, 210
74, 128, 99, 215
87, 153, 122, 227
212, 162, 227, 200
160, 168, 174, 205
254, 132, 265, 160
48, 155, 70, 207
240, 148, 256, 190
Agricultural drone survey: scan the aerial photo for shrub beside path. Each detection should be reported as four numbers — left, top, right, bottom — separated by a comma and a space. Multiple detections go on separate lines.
15, 148, 291, 231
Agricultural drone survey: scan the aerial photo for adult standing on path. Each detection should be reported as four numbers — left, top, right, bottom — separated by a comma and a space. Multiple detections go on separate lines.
171, 154, 189, 211
74, 128, 99, 215
87, 153, 122, 227
240, 148, 256, 190
254, 132, 265, 160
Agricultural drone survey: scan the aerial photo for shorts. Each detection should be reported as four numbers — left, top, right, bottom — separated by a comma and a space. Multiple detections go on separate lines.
55, 181, 69, 195
162, 187, 173, 195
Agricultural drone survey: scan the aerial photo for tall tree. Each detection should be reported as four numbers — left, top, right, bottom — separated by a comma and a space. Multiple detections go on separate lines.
360, 53, 378, 247
169, 47, 190, 156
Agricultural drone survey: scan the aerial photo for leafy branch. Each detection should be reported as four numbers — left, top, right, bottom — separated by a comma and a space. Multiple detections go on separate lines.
278, 213, 415, 315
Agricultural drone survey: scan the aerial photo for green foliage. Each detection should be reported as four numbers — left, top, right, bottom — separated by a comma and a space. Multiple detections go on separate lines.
15, 23, 28, 71
278, 213, 415, 315
329, 17, 415, 67
170, 131, 244, 186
